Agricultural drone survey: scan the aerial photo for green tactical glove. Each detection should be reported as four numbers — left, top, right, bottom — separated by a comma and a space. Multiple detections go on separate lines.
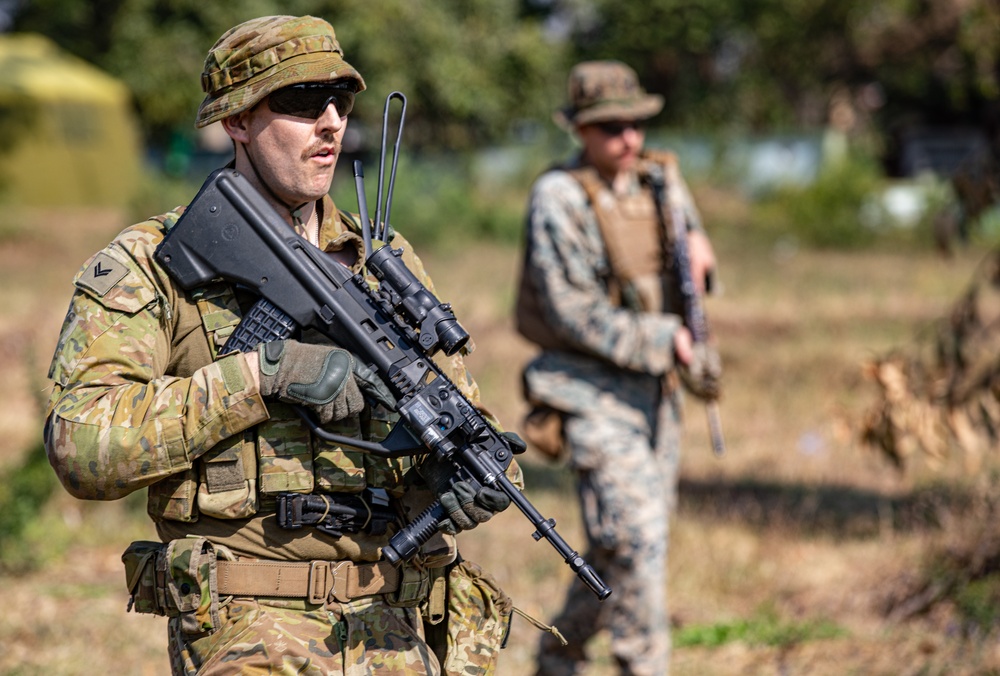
348, 360, 398, 411
680, 342, 723, 401
257, 340, 396, 425
438, 480, 511, 534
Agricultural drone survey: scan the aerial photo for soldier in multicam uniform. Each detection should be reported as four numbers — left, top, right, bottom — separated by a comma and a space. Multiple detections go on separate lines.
44, 15, 521, 676
515, 61, 721, 675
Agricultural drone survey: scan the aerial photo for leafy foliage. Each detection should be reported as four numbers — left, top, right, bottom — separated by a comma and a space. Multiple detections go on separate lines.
751, 150, 886, 249
12, 0, 567, 151
551, 0, 1000, 140
10, 0, 1000, 177
330, 147, 546, 249
0, 442, 58, 573
329, 0, 565, 150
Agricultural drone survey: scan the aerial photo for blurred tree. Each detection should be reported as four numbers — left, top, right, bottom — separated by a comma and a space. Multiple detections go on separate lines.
11, 0, 567, 152
11, 0, 1000, 152
12, 0, 126, 63
322, 0, 567, 150
533, 0, 1000, 144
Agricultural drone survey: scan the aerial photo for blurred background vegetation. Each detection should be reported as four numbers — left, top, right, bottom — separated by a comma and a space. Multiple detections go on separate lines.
0, 0, 998, 250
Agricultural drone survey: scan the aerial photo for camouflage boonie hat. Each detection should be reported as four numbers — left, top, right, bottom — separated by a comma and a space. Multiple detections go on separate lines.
554, 60, 663, 128
195, 15, 366, 128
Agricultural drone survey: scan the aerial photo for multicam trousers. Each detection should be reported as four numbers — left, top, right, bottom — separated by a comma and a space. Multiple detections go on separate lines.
169, 595, 440, 675
536, 402, 681, 676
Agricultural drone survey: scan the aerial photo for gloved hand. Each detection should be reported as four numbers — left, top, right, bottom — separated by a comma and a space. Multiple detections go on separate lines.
501, 430, 528, 455
679, 342, 722, 400
257, 339, 396, 424
438, 480, 511, 534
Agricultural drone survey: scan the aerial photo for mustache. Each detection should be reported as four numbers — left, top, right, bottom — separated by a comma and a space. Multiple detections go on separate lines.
302, 134, 342, 160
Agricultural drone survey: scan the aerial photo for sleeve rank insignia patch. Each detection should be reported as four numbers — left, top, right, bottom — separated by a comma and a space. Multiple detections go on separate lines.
77, 251, 129, 297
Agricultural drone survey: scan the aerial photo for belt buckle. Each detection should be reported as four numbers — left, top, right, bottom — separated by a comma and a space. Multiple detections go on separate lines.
307, 561, 331, 605
328, 561, 353, 604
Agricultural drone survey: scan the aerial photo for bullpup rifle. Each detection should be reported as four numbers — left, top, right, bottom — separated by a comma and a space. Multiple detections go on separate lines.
154, 93, 610, 601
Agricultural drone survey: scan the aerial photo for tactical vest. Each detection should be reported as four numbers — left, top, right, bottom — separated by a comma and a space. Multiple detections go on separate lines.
515, 150, 681, 350
145, 208, 406, 524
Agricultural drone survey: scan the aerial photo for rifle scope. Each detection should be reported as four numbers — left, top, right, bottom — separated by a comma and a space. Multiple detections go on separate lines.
367, 244, 470, 356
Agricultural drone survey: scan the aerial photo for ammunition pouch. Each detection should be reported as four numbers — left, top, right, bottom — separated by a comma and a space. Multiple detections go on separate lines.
388, 564, 432, 608
122, 536, 224, 635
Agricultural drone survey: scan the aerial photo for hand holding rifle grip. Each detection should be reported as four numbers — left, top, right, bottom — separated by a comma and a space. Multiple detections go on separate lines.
381, 439, 612, 601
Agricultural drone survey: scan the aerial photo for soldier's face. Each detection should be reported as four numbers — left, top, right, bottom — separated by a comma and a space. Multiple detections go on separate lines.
578, 119, 645, 179
226, 94, 349, 206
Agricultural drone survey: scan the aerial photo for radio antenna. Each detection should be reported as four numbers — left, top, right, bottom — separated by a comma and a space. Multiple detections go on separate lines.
374, 91, 406, 242
352, 160, 373, 258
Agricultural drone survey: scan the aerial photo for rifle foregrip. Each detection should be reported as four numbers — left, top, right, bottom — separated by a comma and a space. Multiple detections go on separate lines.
381, 500, 446, 565
223, 298, 298, 355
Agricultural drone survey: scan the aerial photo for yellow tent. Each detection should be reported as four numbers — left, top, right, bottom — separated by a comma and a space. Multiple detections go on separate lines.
0, 33, 142, 207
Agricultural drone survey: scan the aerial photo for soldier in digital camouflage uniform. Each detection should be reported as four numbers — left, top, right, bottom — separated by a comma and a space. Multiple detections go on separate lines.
515, 61, 721, 675
44, 15, 521, 676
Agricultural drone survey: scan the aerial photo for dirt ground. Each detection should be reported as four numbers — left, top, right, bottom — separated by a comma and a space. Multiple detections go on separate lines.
2, 198, 998, 675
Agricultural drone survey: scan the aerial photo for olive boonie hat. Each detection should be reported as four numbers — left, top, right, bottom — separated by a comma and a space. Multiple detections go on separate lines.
554, 60, 663, 128
195, 15, 366, 128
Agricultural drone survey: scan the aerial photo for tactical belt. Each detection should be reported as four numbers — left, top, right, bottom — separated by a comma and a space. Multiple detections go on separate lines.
216, 559, 401, 604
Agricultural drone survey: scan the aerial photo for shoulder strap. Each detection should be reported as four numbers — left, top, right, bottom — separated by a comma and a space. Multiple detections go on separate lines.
565, 164, 671, 295
637, 153, 675, 249
565, 166, 631, 287
639, 148, 678, 169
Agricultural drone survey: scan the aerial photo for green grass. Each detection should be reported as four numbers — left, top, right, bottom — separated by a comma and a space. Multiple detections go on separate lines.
675, 605, 847, 648
954, 575, 1000, 631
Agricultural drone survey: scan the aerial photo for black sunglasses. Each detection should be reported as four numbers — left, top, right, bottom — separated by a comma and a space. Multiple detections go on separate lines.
594, 120, 645, 136
267, 82, 356, 119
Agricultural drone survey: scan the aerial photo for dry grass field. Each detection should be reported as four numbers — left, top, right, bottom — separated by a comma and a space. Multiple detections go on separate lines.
1, 187, 998, 675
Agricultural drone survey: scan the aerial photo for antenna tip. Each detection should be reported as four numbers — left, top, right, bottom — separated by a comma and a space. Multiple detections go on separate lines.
353, 160, 364, 177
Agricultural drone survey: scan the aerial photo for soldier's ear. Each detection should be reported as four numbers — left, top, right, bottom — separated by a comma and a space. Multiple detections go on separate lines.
221, 110, 253, 144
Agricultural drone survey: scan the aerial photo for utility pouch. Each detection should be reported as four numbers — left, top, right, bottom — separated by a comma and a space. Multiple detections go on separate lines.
388, 563, 430, 608
428, 558, 513, 675
522, 405, 565, 461
164, 536, 222, 635
122, 540, 168, 616
122, 537, 222, 635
